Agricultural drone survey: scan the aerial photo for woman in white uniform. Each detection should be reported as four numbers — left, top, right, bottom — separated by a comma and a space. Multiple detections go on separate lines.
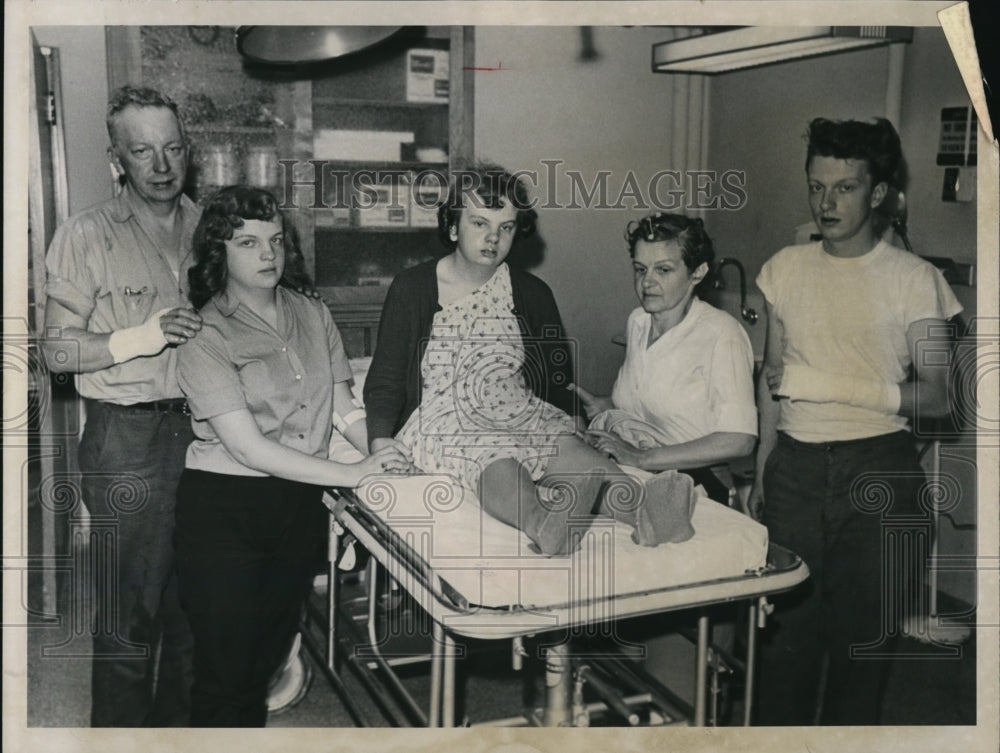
573, 213, 757, 503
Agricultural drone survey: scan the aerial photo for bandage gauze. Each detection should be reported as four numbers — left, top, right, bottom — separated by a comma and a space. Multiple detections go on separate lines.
333, 399, 366, 434
108, 308, 172, 364
777, 364, 901, 414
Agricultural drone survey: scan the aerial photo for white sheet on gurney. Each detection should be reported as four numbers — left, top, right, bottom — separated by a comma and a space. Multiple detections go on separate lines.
350, 473, 768, 613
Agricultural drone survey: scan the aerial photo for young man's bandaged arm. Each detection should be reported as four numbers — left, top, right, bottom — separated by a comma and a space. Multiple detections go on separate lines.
775, 318, 952, 419
777, 364, 901, 413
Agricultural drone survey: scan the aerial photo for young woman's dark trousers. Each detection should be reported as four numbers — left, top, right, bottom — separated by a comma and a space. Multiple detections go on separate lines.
175, 469, 326, 727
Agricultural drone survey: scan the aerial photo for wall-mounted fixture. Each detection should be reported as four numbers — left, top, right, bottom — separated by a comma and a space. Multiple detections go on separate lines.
652, 26, 912, 74
714, 258, 758, 324
579, 27, 600, 62
937, 105, 977, 204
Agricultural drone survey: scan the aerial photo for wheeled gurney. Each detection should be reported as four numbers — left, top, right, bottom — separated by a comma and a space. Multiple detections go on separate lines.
300, 470, 808, 727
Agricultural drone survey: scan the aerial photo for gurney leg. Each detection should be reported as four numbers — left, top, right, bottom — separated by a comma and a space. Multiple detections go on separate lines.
364, 560, 429, 726
429, 622, 444, 727
543, 642, 571, 726
743, 598, 759, 726
327, 521, 339, 671
694, 613, 709, 726
443, 632, 457, 727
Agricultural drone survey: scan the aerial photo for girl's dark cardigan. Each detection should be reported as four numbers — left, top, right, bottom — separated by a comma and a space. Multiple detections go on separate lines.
363, 259, 579, 442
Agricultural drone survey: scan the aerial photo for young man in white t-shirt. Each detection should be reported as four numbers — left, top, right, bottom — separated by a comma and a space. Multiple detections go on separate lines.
749, 117, 962, 725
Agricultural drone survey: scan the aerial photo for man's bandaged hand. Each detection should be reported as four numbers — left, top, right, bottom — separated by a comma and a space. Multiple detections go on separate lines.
108, 307, 172, 364
776, 364, 901, 415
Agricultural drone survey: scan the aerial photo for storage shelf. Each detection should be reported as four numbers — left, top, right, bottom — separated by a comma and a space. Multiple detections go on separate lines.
315, 225, 438, 234
307, 160, 449, 171
313, 97, 448, 109
318, 286, 390, 305
187, 124, 277, 134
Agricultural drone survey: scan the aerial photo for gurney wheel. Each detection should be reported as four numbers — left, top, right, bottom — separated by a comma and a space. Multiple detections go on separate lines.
266, 632, 312, 715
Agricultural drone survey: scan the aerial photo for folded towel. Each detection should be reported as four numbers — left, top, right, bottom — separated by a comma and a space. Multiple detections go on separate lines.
589, 409, 674, 450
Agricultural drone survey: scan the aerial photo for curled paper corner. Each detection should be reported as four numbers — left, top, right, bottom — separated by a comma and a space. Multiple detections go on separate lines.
939, 1, 996, 147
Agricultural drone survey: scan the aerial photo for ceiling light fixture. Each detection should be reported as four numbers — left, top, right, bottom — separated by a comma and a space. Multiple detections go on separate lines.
652, 26, 913, 75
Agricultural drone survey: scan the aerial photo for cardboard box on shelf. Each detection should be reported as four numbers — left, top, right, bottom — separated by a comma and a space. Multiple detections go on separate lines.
406, 49, 450, 103
314, 129, 415, 162
315, 176, 352, 228
409, 177, 447, 228
355, 180, 411, 228
314, 206, 353, 229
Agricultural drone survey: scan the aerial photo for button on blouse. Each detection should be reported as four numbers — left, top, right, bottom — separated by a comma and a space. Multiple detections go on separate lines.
178, 287, 353, 476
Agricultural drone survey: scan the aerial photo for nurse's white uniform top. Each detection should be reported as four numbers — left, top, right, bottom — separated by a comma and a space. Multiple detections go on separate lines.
598, 298, 757, 448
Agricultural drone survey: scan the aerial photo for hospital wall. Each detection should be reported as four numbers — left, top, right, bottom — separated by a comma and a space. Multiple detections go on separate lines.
474, 26, 688, 393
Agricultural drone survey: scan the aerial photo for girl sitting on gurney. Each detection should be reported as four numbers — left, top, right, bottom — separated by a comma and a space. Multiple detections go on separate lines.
364, 164, 698, 557
174, 186, 408, 726
570, 213, 757, 504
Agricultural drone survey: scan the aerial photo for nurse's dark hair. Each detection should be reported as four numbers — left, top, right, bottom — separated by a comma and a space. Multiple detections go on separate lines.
804, 117, 904, 189
624, 213, 715, 272
106, 85, 183, 146
437, 162, 537, 248
188, 185, 312, 310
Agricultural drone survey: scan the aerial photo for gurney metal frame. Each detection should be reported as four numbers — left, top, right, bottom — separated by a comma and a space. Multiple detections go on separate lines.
308, 488, 809, 727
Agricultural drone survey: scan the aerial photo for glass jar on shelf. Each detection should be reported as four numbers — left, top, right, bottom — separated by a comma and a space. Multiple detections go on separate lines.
245, 145, 280, 188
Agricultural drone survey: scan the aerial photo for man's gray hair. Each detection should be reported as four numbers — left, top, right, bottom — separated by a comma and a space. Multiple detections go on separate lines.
106, 85, 182, 145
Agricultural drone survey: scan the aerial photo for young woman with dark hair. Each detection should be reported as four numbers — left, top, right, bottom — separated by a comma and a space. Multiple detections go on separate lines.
174, 185, 408, 726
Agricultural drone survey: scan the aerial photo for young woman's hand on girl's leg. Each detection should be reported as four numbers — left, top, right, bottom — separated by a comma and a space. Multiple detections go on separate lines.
367, 437, 416, 471
352, 444, 412, 483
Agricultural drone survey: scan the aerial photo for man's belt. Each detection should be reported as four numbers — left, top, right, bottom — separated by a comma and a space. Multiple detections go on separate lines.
119, 398, 191, 416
